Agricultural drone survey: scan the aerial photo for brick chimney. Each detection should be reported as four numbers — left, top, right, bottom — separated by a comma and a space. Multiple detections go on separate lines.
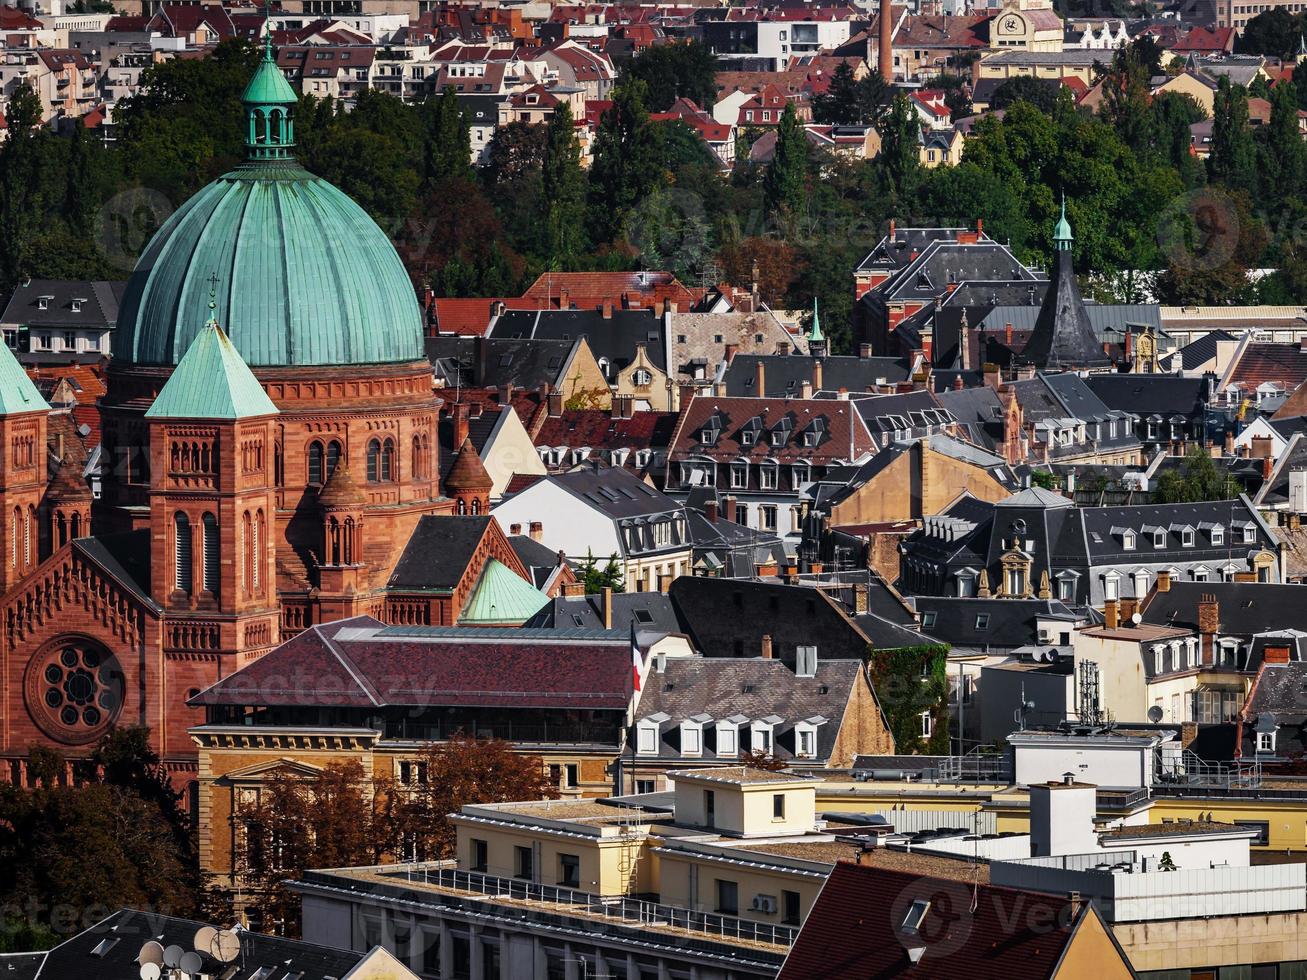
1265, 644, 1292, 664
559, 285, 570, 309
562, 581, 586, 597
705, 498, 718, 522
853, 583, 869, 614
800, 380, 814, 399
1263, 454, 1275, 482
724, 496, 737, 523
547, 391, 564, 417
859, 343, 873, 359
510, 523, 522, 535
756, 359, 766, 396
761, 634, 773, 659
499, 382, 514, 405
612, 394, 634, 419
813, 359, 824, 392
601, 300, 613, 319
1157, 569, 1171, 592
601, 586, 613, 630
529, 521, 543, 542
1104, 598, 1119, 630
1198, 593, 1219, 665
725, 342, 738, 362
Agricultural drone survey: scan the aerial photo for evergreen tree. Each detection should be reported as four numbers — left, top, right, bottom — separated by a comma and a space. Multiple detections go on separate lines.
1208, 76, 1257, 193
62, 120, 96, 237
813, 60, 860, 124
1261, 77, 1304, 203
877, 93, 921, 198
763, 103, 807, 214
1102, 42, 1156, 156
541, 102, 587, 264
621, 42, 717, 113
0, 83, 44, 287
587, 80, 662, 244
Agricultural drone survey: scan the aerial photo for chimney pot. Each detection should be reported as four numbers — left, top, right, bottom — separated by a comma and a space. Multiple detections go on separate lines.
859, 343, 873, 359
756, 359, 766, 396
761, 634, 773, 659
601, 585, 613, 630
529, 521, 543, 542
705, 499, 718, 522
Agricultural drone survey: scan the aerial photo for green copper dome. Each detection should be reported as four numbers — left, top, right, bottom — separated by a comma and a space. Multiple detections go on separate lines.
114, 46, 423, 368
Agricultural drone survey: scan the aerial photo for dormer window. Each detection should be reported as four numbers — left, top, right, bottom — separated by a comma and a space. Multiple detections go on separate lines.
771, 430, 785, 447
1153, 530, 1166, 548
637, 713, 667, 755
730, 461, 748, 489
1211, 526, 1224, 546
795, 645, 817, 677
1122, 530, 1136, 550
36, 295, 51, 310
70, 298, 85, 312
1181, 528, 1194, 547
751, 718, 779, 756
681, 719, 704, 756
759, 462, 778, 490
803, 431, 818, 447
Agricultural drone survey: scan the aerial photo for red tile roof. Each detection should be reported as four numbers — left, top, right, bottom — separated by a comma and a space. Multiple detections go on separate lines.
193, 616, 634, 709
1172, 25, 1235, 52
534, 409, 677, 450
521, 271, 700, 312
778, 862, 1105, 980
1227, 342, 1307, 392
432, 297, 535, 336
669, 395, 875, 464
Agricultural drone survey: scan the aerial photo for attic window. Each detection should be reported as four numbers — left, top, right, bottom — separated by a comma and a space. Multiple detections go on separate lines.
498, 353, 514, 367
975, 614, 989, 630
803, 431, 818, 447
1122, 531, 1135, 550
1153, 530, 1166, 548
634, 608, 654, 624
921, 611, 937, 629
90, 938, 120, 957
902, 899, 931, 936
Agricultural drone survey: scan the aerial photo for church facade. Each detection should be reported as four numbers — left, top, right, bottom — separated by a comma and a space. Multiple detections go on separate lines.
0, 47, 496, 796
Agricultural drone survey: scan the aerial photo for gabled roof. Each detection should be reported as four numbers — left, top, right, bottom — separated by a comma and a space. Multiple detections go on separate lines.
192, 615, 634, 710
0, 279, 124, 329
145, 322, 278, 420
389, 515, 497, 592
914, 596, 1080, 648
0, 340, 47, 416
721, 353, 912, 397
777, 862, 1126, 980
1143, 581, 1303, 637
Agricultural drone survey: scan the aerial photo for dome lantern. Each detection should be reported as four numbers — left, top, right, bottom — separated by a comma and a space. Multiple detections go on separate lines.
241, 10, 299, 161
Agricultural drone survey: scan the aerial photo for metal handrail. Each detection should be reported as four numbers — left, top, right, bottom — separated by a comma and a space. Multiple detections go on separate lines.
399, 866, 798, 947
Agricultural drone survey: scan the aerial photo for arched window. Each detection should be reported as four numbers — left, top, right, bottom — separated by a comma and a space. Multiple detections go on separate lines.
456, 498, 466, 515
274, 440, 284, 487
366, 439, 381, 483
25, 506, 33, 567
325, 440, 341, 479
327, 516, 340, 565
253, 510, 263, 591
70, 512, 81, 540
56, 512, 67, 549
342, 516, 354, 565
412, 435, 423, 480
242, 511, 252, 593
308, 441, 324, 485
10, 507, 19, 569
174, 513, 192, 593
381, 438, 395, 481
470, 498, 481, 515
202, 513, 219, 595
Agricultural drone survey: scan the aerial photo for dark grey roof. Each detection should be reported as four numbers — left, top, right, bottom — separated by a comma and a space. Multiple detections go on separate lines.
1258, 433, 1307, 507
721, 353, 911, 397
669, 577, 873, 666
1159, 329, 1234, 372
1079, 498, 1272, 562
74, 531, 159, 613
552, 463, 682, 519
1142, 581, 1305, 636
388, 515, 493, 591
936, 385, 1005, 449
633, 656, 864, 763
1244, 661, 1307, 716
426, 335, 578, 390
31, 909, 365, 980
0, 279, 124, 329
0, 953, 42, 980
914, 597, 1080, 649
1021, 247, 1112, 369
438, 408, 502, 481
528, 591, 680, 634
855, 227, 980, 274
1084, 374, 1210, 418
455, 92, 509, 126
489, 307, 667, 371
508, 533, 564, 589
875, 241, 1038, 303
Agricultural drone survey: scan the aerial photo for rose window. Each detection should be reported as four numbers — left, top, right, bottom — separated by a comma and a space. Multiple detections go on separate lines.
27, 639, 123, 744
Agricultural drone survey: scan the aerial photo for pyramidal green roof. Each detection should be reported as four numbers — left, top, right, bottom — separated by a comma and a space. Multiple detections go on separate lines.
0, 341, 47, 415
808, 298, 823, 343
146, 320, 279, 420
459, 558, 550, 625
242, 46, 298, 106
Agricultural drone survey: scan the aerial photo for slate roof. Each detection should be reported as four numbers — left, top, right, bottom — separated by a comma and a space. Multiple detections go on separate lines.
721, 353, 912, 397
26, 909, 366, 980
777, 862, 1109, 980
0, 278, 124, 329
935, 384, 1005, 450
1143, 581, 1305, 637
551, 463, 683, 518
74, 531, 158, 612
1244, 661, 1307, 716
1085, 374, 1210, 418
633, 656, 864, 763
426, 335, 579, 390
871, 240, 1040, 305
527, 591, 680, 632
1256, 431, 1307, 507
192, 616, 634, 709
1022, 244, 1112, 369
669, 577, 873, 665
854, 226, 991, 275
1160, 328, 1235, 372
388, 515, 495, 591
914, 596, 1080, 649
507, 533, 564, 589
489, 307, 668, 372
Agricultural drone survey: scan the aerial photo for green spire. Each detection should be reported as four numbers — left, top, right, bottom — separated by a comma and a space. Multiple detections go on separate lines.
0, 339, 47, 416
1053, 193, 1073, 251
808, 298, 823, 343
241, 4, 299, 162
147, 284, 279, 421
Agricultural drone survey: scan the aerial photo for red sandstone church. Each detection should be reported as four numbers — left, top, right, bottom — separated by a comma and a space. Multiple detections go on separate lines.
0, 48, 525, 797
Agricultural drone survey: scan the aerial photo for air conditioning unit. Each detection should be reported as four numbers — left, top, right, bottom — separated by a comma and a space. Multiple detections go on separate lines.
751, 894, 778, 914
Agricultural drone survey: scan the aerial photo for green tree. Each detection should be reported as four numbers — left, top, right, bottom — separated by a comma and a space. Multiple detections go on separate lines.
1208, 76, 1257, 193
1235, 6, 1301, 59
866, 645, 951, 755
0, 82, 46, 286
421, 86, 473, 191
1101, 42, 1157, 156
482, 120, 547, 186
541, 103, 587, 264
578, 549, 625, 593
588, 80, 662, 243
1259, 77, 1304, 203
621, 42, 717, 112
762, 103, 807, 214
1152, 91, 1207, 182
813, 60, 862, 124
1153, 446, 1240, 502
877, 93, 921, 199
990, 75, 1059, 113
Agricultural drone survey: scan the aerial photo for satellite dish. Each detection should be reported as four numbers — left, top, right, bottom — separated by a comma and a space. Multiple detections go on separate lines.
1131, 612, 1142, 625
163, 945, 184, 968
211, 930, 241, 964
1147, 705, 1164, 723
180, 951, 204, 974
139, 964, 161, 980
193, 926, 217, 954
138, 942, 164, 966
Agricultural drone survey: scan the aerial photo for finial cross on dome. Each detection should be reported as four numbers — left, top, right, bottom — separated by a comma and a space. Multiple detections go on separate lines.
205, 272, 220, 326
